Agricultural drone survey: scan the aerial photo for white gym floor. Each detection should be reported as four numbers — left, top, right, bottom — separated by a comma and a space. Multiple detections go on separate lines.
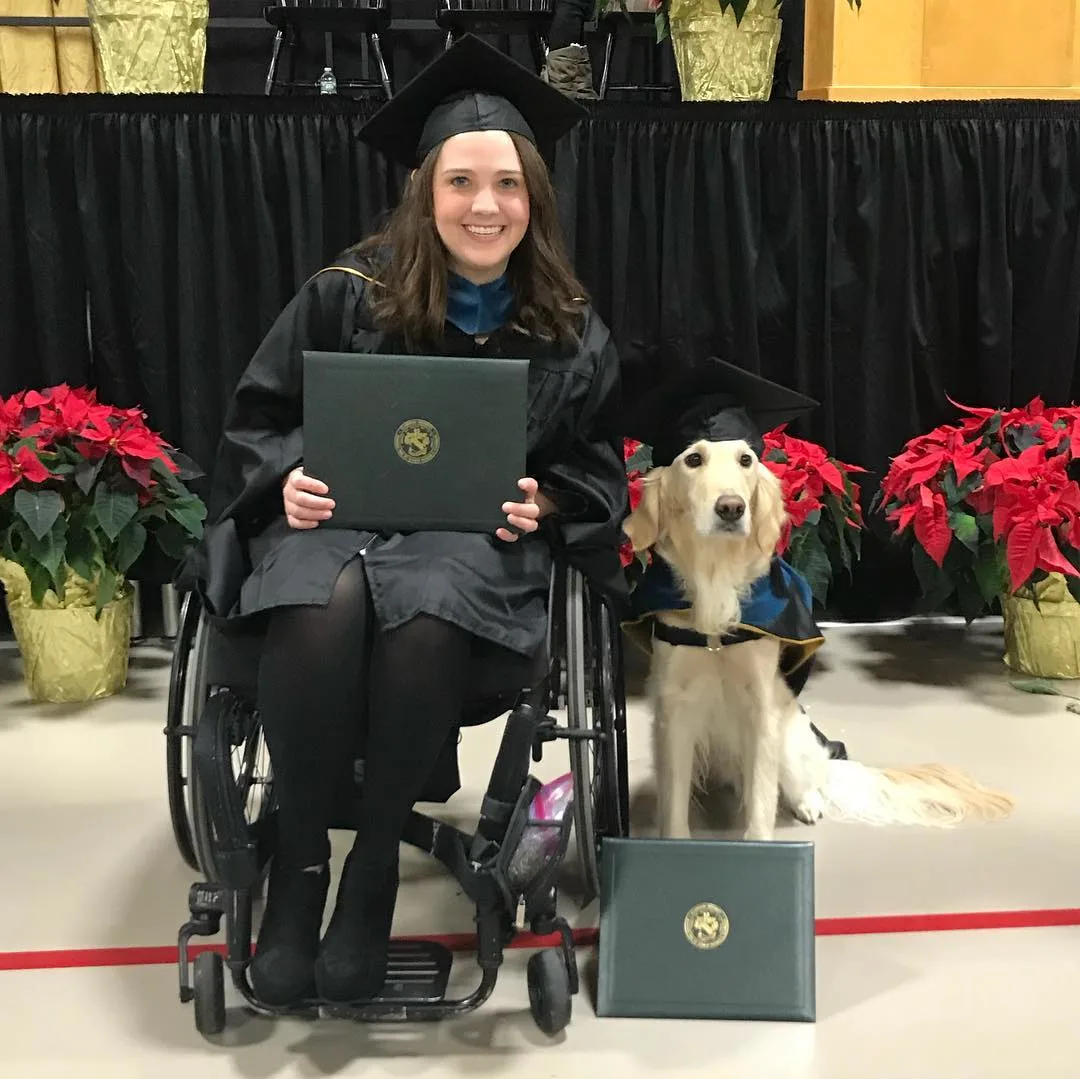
1, 618, 1078, 1078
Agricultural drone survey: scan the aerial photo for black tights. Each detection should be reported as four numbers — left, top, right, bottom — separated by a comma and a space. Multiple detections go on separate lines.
257, 557, 472, 872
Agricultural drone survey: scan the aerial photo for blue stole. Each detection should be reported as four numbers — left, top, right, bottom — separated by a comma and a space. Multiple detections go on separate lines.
446, 272, 513, 335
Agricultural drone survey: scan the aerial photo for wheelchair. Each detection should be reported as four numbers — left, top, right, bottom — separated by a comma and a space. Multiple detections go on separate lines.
164, 560, 630, 1038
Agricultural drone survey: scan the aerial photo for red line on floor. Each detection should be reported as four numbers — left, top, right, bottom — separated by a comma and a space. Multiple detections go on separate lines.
814, 908, 1080, 935
2, 908, 1080, 973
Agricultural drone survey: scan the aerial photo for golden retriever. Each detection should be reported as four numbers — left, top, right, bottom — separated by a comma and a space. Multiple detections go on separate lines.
623, 437, 1015, 841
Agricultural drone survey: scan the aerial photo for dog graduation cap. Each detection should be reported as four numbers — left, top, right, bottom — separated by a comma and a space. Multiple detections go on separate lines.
625, 357, 818, 465
357, 34, 587, 168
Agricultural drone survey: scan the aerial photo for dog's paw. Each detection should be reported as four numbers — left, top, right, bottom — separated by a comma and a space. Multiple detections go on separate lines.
791, 789, 825, 825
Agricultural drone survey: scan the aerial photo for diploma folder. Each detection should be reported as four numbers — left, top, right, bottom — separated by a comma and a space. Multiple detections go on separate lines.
302, 350, 528, 533
597, 836, 816, 1022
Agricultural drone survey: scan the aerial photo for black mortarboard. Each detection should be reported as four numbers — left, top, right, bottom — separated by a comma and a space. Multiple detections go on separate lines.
357, 34, 587, 167
624, 357, 818, 465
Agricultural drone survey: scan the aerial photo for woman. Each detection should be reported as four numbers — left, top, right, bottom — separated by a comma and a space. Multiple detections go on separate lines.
183, 35, 628, 1008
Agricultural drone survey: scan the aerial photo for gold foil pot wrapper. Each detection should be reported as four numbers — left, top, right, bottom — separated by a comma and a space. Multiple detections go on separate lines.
89, 0, 208, 93
0, 560, 133, 704
669, 0, 781, 102
1002, 573, 1080, 680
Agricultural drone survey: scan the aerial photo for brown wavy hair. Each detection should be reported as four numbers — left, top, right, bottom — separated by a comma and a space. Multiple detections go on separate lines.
353, 133, 588, 350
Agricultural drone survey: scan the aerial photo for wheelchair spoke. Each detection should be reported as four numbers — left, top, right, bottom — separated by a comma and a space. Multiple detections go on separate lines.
565, 565, 631, 904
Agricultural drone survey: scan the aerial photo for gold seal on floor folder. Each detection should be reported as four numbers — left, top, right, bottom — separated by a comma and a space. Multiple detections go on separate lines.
683, 902, 730, 950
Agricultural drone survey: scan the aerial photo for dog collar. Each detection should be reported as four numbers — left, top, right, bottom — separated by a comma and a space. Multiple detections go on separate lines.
652, 621, 758, 652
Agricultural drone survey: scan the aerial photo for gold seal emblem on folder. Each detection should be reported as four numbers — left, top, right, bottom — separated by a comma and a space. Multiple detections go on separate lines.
684, 902, 730, 950
394, 419, 440, 465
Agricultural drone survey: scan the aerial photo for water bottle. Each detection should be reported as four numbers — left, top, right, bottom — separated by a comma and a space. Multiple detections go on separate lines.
506, 773, 575, 891
318, 67, 337, 95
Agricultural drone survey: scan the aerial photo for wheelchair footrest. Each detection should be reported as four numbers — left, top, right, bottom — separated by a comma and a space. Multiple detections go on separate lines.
346, 940, 452, 1006
379, 939, 452, 1003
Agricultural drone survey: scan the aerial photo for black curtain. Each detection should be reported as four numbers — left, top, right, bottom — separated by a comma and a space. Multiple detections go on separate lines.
3, 95, 1080, 617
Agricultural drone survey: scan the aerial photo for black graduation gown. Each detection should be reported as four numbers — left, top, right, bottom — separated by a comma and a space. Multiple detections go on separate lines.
180, 252, 629, 659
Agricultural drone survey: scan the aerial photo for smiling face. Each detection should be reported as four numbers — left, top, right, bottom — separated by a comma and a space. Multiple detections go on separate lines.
431, 130, 531, 284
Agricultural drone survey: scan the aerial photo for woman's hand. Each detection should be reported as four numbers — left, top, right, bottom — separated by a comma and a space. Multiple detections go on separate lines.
497, 478, 555, 543
283, 467, 335, 530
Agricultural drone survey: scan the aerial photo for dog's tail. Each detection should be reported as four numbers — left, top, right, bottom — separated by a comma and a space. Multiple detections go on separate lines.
820, 760, 1015, 827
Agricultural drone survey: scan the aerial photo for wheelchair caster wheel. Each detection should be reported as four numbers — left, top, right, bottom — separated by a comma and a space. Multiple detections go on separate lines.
193, 951, 226, 1036
527, 948, 572, 1036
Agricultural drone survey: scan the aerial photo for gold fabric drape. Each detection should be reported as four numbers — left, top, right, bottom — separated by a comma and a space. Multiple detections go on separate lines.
88, 0, 208, 93
668, 0, 782, 102
0, 0, 101, 94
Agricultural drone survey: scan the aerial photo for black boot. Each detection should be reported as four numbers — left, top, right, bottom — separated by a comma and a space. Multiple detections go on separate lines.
314, 848, 400, 1003
248, 861, 330, 1006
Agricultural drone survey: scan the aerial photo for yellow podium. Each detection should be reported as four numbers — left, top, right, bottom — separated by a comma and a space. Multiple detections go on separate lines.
802, 0, 1080, 100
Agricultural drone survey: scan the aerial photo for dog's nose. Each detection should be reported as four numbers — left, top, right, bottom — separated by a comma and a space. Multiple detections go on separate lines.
714, 496, 746, 523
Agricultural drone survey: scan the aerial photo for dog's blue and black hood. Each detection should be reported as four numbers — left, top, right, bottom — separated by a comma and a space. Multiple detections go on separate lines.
625, 554, 825, 691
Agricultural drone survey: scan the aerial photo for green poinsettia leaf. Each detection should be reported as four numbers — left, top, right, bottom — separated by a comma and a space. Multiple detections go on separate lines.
114, 520, 147, 575
14, 488, 63, 541
942, 467, 960, 505
847, 523, 862, 561
153, 517, 193, 561
95, 566, 119, 616
65, 524, 99, 586
26, 518, 67, 593
93, 486, 138, 542
75, 456, 104, 496
165, 497, 206, 542
912, 542, 954, 607
972, 546, 1006, 605
788, 527, 832, 607
26, 561, 53, 607
150, 456, 187, 494
1009, 678, 1076, 698
956, 572, 988, 624
948, 510, 980, 554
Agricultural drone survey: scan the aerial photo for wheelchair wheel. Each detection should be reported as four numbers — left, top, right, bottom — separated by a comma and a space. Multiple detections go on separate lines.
527, 948, 572, 1036
189, 692, 275, 883
193, 951, 226, 1037
175, 603, 275, 884
565, 568, 630, 901
165, 591, 202, 872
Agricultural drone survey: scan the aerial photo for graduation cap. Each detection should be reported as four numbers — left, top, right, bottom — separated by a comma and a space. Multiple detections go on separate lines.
357, 34, 588, 168
624, 357, 818, 466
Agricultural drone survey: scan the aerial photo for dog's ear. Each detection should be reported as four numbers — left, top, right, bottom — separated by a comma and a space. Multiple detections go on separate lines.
622, 470, 663, 552
751, 462, 786, 559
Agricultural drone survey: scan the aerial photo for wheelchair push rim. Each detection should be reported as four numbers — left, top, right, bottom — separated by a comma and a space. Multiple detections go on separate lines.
565, 567, 629, 902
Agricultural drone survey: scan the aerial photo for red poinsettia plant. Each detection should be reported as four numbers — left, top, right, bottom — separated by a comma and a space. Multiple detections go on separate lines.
761, 427, 867, 605
0, 384, 206, 612
876, 396, 1080, 621
620, 430, 867, 606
